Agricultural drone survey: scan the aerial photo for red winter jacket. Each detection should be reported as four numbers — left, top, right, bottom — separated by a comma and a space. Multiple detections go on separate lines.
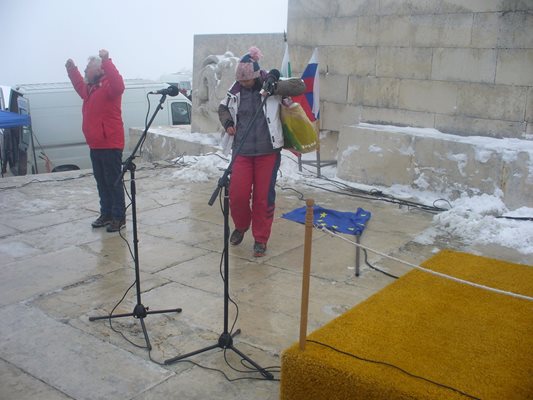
67, 59, 125, 150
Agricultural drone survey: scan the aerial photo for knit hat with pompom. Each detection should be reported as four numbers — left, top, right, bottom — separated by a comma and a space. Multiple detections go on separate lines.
235, 46, 262, 81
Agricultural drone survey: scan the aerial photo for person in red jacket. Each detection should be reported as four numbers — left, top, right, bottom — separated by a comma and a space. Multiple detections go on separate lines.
66, 49, 126, 232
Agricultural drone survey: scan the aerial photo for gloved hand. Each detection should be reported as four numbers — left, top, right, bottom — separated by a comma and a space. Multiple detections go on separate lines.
99, 49, 109, 61
261, 69, 281, 96
65, 59, 76, 69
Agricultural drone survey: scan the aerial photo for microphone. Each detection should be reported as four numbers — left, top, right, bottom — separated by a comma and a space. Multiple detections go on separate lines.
260, 69, 280, 96
149, 85, 180, 96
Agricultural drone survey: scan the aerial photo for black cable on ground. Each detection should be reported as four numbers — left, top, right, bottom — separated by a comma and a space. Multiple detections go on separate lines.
277, 185, 305, 200
106, 280, 147, 349
306, 182, 446, 214
0, 173, 94, 190
497, 215, 533, 221
363, 249, 399, 279
306, 339, 480, 400
280, 154, 450, 214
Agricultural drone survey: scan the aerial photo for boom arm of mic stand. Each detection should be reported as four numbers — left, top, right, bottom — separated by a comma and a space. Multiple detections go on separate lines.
208, 174, 226, 206
116, 94, 167, 185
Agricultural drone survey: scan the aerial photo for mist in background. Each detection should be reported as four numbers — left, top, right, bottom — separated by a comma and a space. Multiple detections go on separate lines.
0, 0, 289, 85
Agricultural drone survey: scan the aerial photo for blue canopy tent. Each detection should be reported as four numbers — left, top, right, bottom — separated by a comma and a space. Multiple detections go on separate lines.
1, 110, 32, 176
0, 110, 31, 128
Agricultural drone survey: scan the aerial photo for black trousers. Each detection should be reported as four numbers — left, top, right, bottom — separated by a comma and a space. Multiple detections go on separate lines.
90, 149, 125, 220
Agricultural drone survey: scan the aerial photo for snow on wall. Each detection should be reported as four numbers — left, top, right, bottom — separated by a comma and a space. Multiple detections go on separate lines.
337, 123, 533, 209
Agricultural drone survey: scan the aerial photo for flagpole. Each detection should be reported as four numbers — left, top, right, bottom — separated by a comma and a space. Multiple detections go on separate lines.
299, 198, 314, 351
315, 121, 321, 177
296, 48, 337, 178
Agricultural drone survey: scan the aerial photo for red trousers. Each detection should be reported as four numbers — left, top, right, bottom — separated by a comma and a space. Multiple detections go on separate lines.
229, 152, 281, 244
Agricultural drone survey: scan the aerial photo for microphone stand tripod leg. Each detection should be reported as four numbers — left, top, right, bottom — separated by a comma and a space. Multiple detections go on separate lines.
139, 317, 151, 351
229, 345, 274, 380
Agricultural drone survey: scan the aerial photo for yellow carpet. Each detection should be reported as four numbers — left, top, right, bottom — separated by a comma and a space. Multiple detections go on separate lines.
280, 250, 533, 400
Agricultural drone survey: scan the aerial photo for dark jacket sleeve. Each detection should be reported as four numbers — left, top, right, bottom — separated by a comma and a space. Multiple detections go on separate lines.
273, 78, 306, 97
218, 102, 234, 129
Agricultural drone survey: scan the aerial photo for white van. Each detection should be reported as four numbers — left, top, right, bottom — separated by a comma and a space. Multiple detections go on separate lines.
15, 79, 192, 173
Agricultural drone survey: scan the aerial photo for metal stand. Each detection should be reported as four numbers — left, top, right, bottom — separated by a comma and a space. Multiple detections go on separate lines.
89, 94, 182, 350
298, 153, 337, 178
164, 92, 273, 380
355, 234, 361, 277
297, 140, 337, 178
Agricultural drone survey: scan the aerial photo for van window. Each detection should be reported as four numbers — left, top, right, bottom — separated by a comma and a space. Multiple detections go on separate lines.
171, 101, 191, 125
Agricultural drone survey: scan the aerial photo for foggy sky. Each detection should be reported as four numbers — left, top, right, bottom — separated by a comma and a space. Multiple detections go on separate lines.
0, 0, 289, 86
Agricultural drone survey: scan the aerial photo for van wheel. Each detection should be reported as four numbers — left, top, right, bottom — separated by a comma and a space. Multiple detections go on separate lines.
3, 130, 15, 170
52, 164, 80, 172
16, 149, 27, 176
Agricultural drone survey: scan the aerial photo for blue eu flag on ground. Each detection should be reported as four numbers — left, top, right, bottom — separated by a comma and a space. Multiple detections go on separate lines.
282, 205, 371, 235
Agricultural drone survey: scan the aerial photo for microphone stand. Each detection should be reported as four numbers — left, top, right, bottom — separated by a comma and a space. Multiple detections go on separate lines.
89, 94, 182, 351
165, 90, 274, 380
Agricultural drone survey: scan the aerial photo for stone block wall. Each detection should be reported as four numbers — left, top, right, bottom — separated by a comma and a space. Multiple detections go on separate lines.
287, 0, 533, 139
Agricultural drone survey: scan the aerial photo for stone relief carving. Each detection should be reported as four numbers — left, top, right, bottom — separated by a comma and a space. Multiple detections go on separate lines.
196, 51, 238, 121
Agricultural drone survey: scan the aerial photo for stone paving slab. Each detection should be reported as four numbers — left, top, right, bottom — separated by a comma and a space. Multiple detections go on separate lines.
0, 359, 72, 400
32, 268, 170, 321
0, 207, 95, 233
0, 223, 21, 238
84, 231, 211, 274
0, 246, 123, 307
0, 239, 42, 264
132, 358, 280, 400
142, 218, 223, 246
155, 251, 280, 296
0, 304, 173, 400
0, 218, 110, 254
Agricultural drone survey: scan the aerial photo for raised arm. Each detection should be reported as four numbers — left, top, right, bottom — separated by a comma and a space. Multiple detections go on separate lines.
99, 49, 125, 98
65, 58, 88, 99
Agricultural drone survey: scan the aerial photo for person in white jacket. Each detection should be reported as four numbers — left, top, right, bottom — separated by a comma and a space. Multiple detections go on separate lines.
218, 46, 305, 257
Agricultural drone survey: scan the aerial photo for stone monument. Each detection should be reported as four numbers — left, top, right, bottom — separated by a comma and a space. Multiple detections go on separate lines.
193, 52, 239, 133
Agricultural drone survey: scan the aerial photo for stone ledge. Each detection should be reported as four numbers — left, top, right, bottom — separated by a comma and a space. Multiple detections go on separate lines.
337, 123, 533, 209
129, 126, 220, 162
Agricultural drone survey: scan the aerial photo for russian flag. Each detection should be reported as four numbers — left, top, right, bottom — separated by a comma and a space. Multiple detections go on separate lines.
293, 48, 319, 122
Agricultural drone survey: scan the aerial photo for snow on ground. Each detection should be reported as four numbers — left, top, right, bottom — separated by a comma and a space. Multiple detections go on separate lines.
171, 148, 533, 256
149, 126, 220, 145
416, 194, 533, 255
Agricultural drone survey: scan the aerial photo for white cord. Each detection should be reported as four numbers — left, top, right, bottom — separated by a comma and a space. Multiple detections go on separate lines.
318, 226, 533, 302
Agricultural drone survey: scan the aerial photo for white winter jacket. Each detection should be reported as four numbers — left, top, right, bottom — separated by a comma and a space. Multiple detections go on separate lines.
222, 89, 285, 150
